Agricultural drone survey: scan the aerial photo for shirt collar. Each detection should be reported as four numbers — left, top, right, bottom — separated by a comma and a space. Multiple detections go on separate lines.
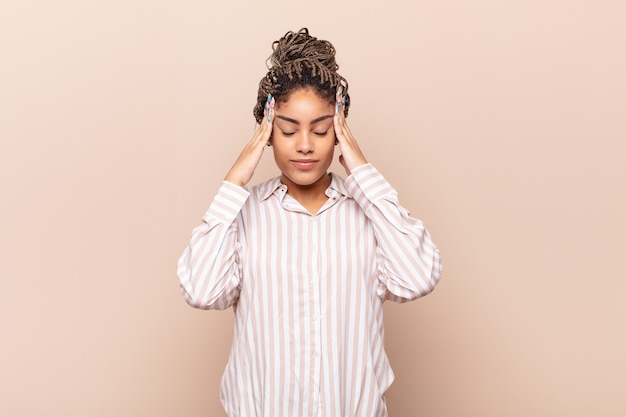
259, 172, 350, 201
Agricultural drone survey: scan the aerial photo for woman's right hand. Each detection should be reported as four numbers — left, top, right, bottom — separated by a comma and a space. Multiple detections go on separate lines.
224, 94, 275, 187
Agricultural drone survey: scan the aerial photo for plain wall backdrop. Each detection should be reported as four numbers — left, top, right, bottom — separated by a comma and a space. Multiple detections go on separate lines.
1, 1, 625, 416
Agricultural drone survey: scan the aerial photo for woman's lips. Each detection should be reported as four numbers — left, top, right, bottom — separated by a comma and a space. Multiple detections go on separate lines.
291, 159, 318, 170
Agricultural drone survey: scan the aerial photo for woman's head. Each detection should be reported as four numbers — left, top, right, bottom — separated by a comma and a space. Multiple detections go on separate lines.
253, 28, 350, 124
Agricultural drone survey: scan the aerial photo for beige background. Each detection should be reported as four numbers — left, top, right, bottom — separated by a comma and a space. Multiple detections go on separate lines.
1, 1, 625, 416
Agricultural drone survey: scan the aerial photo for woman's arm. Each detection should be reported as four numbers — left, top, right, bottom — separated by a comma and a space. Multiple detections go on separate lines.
178, 95, 275, 309
177, 182, 249, 309
345, 164, 442, 302
334, 88, 442, 302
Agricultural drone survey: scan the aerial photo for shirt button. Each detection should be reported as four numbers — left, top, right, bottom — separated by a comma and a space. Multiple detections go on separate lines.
312, 314, 320, 321
314, 351, 320, 357
310, 278, 318, 285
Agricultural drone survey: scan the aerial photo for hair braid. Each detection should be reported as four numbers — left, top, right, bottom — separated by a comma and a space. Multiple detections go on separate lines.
253, 28, 350, 124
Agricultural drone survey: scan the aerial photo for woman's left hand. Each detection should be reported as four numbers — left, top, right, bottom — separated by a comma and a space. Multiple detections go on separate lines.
334, 87, 368, 176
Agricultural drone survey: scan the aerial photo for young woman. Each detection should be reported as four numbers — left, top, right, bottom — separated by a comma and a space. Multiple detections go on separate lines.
178, 28, 442, 417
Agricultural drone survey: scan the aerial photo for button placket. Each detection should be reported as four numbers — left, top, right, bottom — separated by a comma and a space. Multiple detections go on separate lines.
308, 216, 322, 416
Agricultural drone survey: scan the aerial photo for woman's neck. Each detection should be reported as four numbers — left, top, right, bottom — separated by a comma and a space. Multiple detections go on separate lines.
281, 172, 332, 214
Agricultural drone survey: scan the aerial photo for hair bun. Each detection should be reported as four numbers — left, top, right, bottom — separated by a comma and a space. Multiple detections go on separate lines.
268, 28, 338, 72
254, 28, 349, 124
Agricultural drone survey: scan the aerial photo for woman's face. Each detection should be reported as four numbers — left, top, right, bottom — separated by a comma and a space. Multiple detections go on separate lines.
271, 88, 336, 193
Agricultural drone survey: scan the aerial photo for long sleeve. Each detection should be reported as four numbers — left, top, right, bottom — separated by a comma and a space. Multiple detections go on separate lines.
344, 163, 442, 302
177, 181, 249, 310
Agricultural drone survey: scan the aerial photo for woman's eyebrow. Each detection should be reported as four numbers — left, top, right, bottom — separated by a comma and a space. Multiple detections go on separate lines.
275, 114, 334, 125
311, 114, 334, 124
275, 115, 299, 124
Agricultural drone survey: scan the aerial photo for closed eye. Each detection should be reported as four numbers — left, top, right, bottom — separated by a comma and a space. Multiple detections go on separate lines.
314, 131, 329, 136
281, 131, 296, 136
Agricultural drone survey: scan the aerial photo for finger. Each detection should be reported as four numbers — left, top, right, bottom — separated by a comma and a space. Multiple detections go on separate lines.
335, 87, 344, 112
339, 117, 354, 140
334, 86, 352, 138
258, 94, 275, 144
265, 93, 275, 126
334, 107, 351, 144
338, 153, 347, 169
334, 93, 345, 140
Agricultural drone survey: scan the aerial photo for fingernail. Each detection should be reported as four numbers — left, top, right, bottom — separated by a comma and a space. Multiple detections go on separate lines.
267, 108, 272, 124
335, 103, 339, 115
265, 93, 273, 111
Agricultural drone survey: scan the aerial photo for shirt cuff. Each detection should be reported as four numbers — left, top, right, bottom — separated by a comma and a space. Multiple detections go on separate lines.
203, 181, 250, 224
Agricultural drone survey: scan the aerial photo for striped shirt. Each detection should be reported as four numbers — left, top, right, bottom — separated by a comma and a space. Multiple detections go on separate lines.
178, 163, 442, 417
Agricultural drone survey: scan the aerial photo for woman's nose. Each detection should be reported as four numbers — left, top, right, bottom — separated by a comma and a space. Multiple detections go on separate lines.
295, 133, 313, 153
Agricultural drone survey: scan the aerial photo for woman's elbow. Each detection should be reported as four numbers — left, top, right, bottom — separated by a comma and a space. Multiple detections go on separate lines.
180, 287, 212, 310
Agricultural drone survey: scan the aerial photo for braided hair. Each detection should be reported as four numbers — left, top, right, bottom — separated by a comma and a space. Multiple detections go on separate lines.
253, 28, 350, 124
